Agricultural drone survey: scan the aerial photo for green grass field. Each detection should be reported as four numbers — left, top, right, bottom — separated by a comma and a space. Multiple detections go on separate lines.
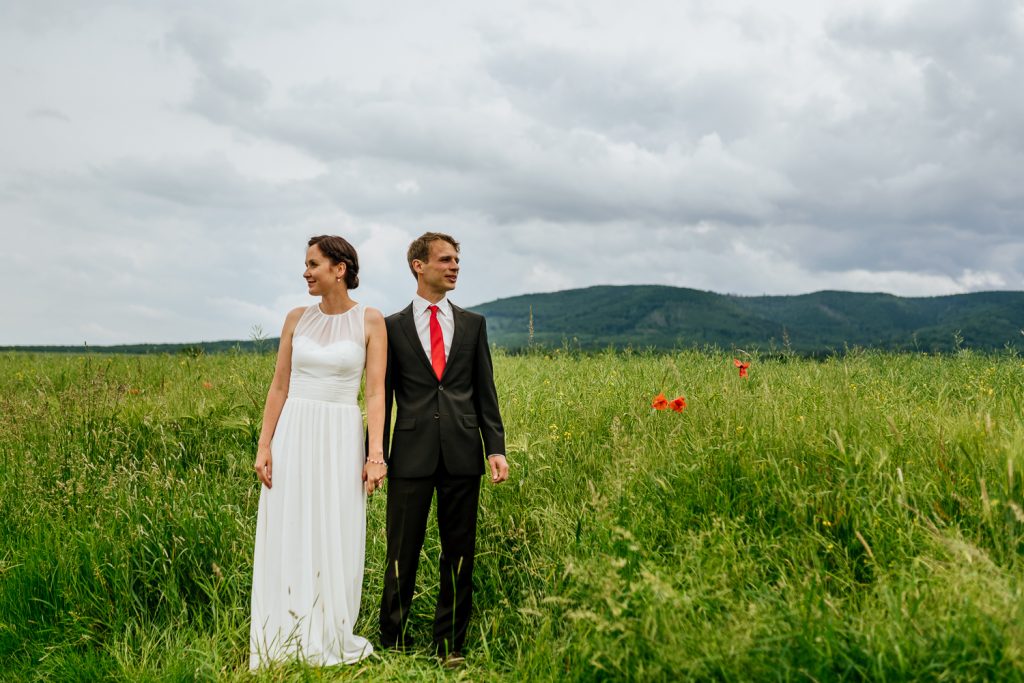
1, 348, 1023, 681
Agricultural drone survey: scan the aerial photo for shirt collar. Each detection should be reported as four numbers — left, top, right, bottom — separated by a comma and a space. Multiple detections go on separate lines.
413, 295, 452, 317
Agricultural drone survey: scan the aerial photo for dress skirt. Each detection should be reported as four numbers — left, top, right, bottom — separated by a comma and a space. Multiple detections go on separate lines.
250, 397, 372, 668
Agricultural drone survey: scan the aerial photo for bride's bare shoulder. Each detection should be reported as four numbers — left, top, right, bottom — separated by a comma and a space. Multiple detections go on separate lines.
280, 306, 308, 334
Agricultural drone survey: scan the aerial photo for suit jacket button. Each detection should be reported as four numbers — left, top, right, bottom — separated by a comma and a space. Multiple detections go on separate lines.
438, 385, 444, 391
433, 412, 440, 419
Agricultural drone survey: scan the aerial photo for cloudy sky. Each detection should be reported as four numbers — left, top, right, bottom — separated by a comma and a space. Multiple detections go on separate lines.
2, 0, 1022, 345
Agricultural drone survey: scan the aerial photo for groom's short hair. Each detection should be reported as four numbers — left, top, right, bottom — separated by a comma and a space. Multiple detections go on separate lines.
407, 232, 460, 279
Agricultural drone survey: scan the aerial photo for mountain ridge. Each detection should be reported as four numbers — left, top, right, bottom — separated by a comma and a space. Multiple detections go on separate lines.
3, 285, 1021, 354
470, 285, 1024, 353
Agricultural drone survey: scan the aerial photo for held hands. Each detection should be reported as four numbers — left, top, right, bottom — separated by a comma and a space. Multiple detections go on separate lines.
254, 445, 273, 489
363, 459, 388, 495
487, 454, 509, 484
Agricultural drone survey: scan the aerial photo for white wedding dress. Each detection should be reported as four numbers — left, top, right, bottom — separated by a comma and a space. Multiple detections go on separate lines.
250, 303, 373, 668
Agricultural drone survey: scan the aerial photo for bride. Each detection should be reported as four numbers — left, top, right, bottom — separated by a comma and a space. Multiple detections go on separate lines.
249, 235, 387, 668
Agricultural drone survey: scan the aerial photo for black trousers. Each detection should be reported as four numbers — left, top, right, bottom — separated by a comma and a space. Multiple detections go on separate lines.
379, 458, 480, 655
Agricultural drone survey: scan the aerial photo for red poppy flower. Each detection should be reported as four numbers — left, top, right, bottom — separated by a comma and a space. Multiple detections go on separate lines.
651, 392, 669, 410
734, 359, 750, 378
202, 381, 214, 390
669, 396, 687, 413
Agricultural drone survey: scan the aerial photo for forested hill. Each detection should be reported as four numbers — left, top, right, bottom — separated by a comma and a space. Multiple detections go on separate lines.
0, 340, 270, 356
470, 285, 1024, 353
4, 286, 1021, 355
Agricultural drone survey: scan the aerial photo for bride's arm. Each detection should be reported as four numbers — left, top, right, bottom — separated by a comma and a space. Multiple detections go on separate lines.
363, 307, 388, 494
254, 307, 304, 489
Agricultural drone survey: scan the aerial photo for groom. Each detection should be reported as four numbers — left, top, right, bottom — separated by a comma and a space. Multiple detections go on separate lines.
379, 232, 508, 664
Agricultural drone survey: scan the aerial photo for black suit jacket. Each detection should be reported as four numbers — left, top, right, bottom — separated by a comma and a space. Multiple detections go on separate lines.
383, 302, 505, 478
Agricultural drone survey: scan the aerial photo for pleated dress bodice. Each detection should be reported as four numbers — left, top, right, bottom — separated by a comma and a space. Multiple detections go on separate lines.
288, 303, 365, 405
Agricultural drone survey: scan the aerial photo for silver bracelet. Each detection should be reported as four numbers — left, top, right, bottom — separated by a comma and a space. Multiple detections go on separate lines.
367, 458, 387, 466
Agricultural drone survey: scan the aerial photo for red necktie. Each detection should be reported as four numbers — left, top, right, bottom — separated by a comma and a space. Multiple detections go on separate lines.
428, 305, 446, 379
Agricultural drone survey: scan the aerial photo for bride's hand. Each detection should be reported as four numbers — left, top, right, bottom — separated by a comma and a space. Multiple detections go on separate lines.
363, 461, 387, 495
254, 445, 273, 489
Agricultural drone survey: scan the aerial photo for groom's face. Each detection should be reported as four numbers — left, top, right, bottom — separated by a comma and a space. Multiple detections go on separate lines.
417, 240, 460, 294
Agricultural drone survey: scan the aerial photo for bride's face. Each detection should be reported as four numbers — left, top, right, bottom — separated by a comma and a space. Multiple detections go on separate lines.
303, 244, 344, 295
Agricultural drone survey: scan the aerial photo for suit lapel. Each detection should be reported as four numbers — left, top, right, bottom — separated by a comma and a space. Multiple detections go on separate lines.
442, 304, 469, 380
397, 305, 436, 377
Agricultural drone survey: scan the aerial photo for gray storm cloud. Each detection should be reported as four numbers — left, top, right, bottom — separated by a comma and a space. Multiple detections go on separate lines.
0, 0, 1021, 344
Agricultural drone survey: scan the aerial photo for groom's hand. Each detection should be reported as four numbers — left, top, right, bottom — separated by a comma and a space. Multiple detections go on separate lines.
487, 454, 509, 484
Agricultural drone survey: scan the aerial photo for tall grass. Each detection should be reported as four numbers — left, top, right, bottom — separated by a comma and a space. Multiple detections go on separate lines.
1, 348, 1023, 681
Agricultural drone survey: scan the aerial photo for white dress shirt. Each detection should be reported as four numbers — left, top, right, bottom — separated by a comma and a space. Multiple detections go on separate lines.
412, 295, 454, 361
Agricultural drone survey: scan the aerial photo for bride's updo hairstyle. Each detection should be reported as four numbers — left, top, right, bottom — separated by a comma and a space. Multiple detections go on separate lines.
308, 235, 359, 289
